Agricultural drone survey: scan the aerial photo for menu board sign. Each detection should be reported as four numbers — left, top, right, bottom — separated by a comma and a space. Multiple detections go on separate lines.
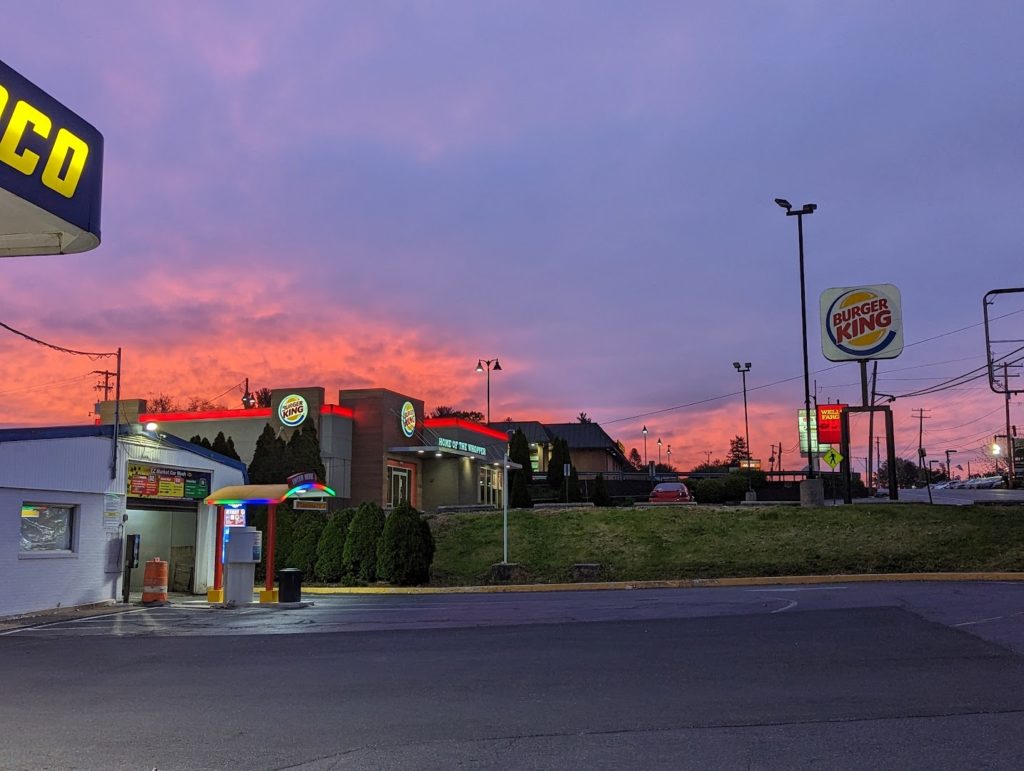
127, 463, 211, 502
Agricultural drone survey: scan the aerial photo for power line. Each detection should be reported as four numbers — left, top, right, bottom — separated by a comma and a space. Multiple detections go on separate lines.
0, 320, 117, 359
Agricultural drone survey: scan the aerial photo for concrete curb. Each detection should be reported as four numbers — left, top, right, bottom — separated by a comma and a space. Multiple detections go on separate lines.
299, 571, 1024, 595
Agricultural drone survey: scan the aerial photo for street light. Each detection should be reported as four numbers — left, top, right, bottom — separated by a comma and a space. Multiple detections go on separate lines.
945, 449, 958, 479
667, 444, 672, 467
732, 362, 752, 464
642, 425, 648, 468
657, 437, 662, 468
475, 357, 501, 424
776, 198, 818, 480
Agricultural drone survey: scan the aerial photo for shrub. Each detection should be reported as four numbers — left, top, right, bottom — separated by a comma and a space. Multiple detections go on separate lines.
376, 501, 433, 586
691, 478, 727, 503
273, 507, 296, 570
510, 470, 532, 508
288, 511, 327, 579
343, 501, 386, 581
315, 507, 356, 582
591, 473, 611, 507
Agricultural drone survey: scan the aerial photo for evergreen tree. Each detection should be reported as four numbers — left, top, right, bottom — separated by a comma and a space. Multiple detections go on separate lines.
727, 435, 749, 466
376, 501, 433, 586
628, 448, 643, 471
248, 424, 286, 483
567, 465, 581, 502
273, 506, 296, 571
510, 468, 532, 508
342, 501, 386, 581
288, 511, 327, 579
508, 429, 533, 484
211, 431, 240, 460
547, 438, 570, 489
189, 434, 213, 450
285, 420, 326, 482
592, 473, 611, 507
314, 508, 355, 582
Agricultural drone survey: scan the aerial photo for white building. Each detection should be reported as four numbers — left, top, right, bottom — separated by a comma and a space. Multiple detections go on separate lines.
1, 424, 246, 618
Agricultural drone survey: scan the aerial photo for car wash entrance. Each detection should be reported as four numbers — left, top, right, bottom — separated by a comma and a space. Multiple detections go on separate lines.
124, 462, 212, 593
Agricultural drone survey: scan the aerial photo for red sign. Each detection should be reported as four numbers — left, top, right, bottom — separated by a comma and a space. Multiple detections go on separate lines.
817, 404, 846, 444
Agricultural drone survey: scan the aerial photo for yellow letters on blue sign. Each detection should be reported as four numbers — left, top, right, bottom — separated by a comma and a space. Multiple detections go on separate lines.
0, 84, 90, 199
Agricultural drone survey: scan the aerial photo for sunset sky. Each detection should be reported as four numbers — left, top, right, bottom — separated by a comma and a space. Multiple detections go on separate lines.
2, 1, 1022, 475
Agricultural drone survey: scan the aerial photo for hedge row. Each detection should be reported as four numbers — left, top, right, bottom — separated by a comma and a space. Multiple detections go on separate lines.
253, 501, 435, 586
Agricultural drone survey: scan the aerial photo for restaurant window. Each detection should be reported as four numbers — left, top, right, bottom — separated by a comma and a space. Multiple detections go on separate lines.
20, 503, 76, 554
478, 466, 502, 506
387, 465, 410, 508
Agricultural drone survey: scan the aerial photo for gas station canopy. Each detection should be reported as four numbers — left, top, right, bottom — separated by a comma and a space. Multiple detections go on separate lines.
0, 61, 103, 257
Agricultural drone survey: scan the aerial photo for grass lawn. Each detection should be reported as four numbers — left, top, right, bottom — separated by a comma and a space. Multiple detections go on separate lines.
426, 503, 1024, 586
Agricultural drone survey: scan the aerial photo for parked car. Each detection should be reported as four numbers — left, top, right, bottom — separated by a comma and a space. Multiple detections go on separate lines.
649, 481, 694, 504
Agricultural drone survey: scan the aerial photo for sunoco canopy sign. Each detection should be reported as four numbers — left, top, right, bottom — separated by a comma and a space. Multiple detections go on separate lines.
0, 61, 103, 257
820, 284, 903, 362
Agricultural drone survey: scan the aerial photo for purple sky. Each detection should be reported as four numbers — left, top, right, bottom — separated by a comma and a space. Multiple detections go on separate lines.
1, 1, 1022, 474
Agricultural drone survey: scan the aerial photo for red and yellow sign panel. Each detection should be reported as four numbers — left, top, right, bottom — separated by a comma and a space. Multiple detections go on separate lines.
817, 404, 847, 445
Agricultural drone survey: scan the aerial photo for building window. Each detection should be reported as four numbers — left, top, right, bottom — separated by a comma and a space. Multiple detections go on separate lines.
387, 466, 411, 508
478, 466, 502, 507
20, 504, 76, 553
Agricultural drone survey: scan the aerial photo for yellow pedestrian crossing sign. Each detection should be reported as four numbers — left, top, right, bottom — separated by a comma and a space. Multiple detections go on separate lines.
823, 447, 843, 469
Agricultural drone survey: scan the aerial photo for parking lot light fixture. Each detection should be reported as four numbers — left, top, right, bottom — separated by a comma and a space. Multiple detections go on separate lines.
777, 198, 818, 481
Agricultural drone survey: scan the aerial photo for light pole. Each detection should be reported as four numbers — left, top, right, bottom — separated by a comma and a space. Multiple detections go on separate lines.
776, 198, 818, 484
474, 357, 501, 424
667, 444, 672, 468
732, 362, 752, 465
945, 449, 958, 480
657, 437, 662, 468
642, 425, 649, 468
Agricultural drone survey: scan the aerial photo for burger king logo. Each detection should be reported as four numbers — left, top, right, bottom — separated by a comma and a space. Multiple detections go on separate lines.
820, 284, 903, 361
278, 394, 308, 427
400, 401, 416, 438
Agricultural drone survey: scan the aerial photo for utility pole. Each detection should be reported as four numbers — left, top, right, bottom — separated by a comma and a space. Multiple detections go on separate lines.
912, 408, 932, 503
92, 369, 117, 401
1003, 363, 1017, 489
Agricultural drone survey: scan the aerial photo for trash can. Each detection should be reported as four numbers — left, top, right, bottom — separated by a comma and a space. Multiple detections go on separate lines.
278, 568, 302, 603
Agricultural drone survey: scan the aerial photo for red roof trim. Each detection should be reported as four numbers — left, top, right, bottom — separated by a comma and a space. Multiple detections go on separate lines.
140, 408, 272, 422
140, 404, 354, 422
423, 417, 509, 441
320, 404, 355, 418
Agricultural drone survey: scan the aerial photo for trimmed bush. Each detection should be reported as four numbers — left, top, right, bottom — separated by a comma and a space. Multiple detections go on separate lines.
288, 511, 327, 579
591, 473, 611, 507
376, 501, 433, 586
343, 501, 386, 581
510, 470, 532, 508
315, 507, 356, 582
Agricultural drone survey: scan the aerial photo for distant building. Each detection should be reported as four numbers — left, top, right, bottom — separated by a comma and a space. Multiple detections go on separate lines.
498, 420, 634, 475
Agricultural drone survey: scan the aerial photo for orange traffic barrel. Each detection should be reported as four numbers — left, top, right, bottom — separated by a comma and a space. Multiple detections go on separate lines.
141, 557, 169, 605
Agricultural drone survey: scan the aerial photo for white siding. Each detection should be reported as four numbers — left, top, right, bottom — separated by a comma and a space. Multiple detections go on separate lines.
0, 433, 245, 617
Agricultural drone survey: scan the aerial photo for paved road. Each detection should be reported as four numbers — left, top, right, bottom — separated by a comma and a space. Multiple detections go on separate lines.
871, 487, 1024, 505
3, 583, 1024, 769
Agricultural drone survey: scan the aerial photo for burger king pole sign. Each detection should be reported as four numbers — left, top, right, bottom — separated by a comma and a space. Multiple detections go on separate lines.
820, 284, 904, 362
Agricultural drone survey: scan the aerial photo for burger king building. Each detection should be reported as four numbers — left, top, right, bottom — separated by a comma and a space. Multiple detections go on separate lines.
99, 387, 512, 512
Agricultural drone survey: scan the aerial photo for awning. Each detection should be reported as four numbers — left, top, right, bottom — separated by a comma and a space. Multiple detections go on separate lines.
205, 481, 335, 505
387, 446, 522, 469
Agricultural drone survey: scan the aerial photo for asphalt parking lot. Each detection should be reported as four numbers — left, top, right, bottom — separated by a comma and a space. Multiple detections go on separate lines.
6, 580, 1024, 654
3, 581, 1024, 770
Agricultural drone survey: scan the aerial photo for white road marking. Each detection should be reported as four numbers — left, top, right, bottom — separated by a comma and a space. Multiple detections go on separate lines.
747, 586, 849, 592
771, 600, 798, 613
953, 610, 1024, 627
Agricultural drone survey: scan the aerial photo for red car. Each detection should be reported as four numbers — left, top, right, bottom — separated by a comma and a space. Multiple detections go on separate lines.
648, 481, 694, 504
